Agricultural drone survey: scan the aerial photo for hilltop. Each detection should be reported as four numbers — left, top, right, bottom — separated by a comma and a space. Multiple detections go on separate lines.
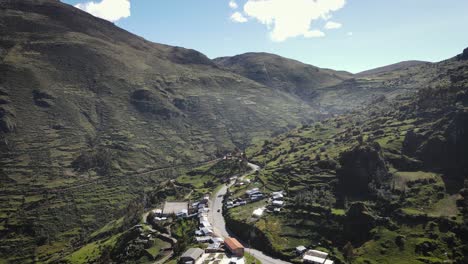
356, 60, 430, 77
214, 52, 353, 101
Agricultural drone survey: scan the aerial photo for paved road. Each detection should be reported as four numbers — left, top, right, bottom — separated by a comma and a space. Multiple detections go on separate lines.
208, 163, 291, 264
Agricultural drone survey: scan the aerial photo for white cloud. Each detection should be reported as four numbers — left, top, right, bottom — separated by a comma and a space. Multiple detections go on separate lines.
229, 0, 238, 9
304, 30, 325, 38
347, 31, 353, 36
242, 0, 346, 42
325, 21, 342, 30
230, 12, 248, 23
75, 0, 130, 22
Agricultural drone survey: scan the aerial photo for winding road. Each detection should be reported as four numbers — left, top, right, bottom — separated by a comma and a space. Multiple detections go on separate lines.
208, 163, 291, 264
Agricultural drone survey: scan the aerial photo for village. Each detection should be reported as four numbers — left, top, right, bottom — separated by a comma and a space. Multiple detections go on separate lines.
143, 162, 335, 264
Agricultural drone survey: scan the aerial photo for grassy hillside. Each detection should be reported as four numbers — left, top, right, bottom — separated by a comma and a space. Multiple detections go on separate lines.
214, 52, 353, 101
356, 60, 430, 77
229, 50, 468, 263
0, 1, 320, 262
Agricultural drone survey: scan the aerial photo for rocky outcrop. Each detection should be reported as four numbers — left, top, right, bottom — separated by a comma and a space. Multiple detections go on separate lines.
344, 202, 376, 244
458, 47, 468, 60
417, 110, 468, 177
0, 106, 16, 133
0, 87, 16, 133
403, 130, 427, 156
33, 90, 55, 108
337, 142, 390, 196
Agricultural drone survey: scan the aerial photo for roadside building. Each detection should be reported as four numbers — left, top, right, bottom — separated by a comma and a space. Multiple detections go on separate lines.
195, 236, 212, 243
211, 237, 224, 244
206, 242, 222, 253
302, 249, 334, 264
296, 245, 307, 255
180, 248, 204, 264
272, 200, 284, 207
201, 227, 213, 236
225, 237, 244, 257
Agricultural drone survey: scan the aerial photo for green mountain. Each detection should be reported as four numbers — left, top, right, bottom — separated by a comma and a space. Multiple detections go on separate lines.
213, 53, 458, 115
214, 52, 353, 101
231, 50, 468, 263
0, 0, 320, 262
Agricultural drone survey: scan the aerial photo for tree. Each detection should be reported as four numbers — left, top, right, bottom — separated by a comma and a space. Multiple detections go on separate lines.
343, 241, 355, 263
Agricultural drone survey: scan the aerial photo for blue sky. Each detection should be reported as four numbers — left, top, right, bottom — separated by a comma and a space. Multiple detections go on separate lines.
62, 0, 468, 73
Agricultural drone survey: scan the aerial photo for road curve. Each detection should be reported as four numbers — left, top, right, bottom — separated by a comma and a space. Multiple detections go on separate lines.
208, 163, 291, 264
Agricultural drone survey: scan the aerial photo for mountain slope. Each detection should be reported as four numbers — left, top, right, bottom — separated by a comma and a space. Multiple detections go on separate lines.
235, 49, 468, 263
314, 56, 466, 113
356, 60, 430, 77
214, 52, 353, 101
213, 53, 451, 115
0, 1, 321, 262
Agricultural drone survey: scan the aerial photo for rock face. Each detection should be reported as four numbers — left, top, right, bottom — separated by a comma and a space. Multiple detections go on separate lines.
344, 202, 376, 243
402, 130, 426, 156
33, 90, 55, 108
337, 142, 390, 196
458, 47, 468, 60
417, 110, 468, 177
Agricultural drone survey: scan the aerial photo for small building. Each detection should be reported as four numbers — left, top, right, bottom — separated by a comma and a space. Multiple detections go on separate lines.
201, 227, 213, 236
153, 209, 163, 215
176, 209, 189, 218
200, 220, 212, 228
180, 248, 204, 264
211, 237, 224, 244
302, 249, 333, 264
252, 208, 265, 218
195, 236, 212, 243
225, 237, 244, 257
206, 242, 222, 253
163, 201, 189, 216
296, 246, 307, 255
272, 193, 284, 200
229, 257, 245, 264
272, 200, 284, 207
246, 188, 260, 195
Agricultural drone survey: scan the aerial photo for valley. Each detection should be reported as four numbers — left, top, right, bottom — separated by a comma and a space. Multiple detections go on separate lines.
0, 0, 467, 263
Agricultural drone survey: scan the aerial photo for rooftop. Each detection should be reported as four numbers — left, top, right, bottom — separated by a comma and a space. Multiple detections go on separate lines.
225, 237, 243, 250
181, 248, 204, 260
163, 201, 188, 215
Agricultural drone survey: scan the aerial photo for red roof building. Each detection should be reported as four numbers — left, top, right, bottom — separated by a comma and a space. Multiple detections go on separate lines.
224, 237, 244, 257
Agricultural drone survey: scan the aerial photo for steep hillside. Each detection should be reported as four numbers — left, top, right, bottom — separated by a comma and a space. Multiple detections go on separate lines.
232, 49, 468, 263
356, 60, 430, 77
0, 0, 320, 262
214, 52, 353, 101
315, 56, 467, 113
213, 53, 461, 115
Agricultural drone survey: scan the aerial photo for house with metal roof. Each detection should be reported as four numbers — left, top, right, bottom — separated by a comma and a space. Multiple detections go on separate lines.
224, 237, 244, 257
180, 248, 204, 264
